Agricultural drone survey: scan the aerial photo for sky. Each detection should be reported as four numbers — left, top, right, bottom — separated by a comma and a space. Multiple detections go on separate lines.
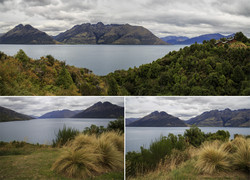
0, 0, 249, 37
126, 96, 250, 120
0, 96, 124, 116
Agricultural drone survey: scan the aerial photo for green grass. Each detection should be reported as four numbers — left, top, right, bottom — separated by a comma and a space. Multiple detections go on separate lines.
0, 142, 124, 180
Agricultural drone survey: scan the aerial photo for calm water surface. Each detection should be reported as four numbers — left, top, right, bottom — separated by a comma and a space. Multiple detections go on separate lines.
126, 127, 250, 152
0, 118, 114, 144
0, 44, 186, 75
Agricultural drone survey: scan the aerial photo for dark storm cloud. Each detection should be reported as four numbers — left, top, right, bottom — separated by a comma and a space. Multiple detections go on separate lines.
0, 0, 249, 37
0, 97, 124, 116
126, 97, 250, 120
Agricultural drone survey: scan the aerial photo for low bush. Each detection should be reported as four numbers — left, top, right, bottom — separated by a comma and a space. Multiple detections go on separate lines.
52, 125, 79, 147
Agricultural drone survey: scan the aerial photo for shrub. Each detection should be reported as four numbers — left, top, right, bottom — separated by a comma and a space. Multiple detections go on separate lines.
52, 125, 79, 147
83, 124, 106, 136
184, 126, 205, 147
107, 117, 124, 133
195, 141, 230, 174
206, 130, 230, 142
52, 148, 103, 178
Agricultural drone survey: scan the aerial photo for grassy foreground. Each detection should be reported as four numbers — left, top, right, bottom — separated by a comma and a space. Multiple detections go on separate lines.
0, 142, 123, 180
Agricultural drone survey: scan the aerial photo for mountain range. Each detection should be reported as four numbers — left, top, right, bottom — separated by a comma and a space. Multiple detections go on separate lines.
39, 109, 82, 118
161, 33, 235, 45
0, 23, 167, 45
0, 24, 55, 44
0, 106, 33, 122
186, 108, 250, 127
0, 101, 123, 122
127, 108, 250, 127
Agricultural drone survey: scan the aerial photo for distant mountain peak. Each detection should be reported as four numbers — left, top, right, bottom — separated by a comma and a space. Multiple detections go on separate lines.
128, 111, 186, 127
72, 101, 124, 118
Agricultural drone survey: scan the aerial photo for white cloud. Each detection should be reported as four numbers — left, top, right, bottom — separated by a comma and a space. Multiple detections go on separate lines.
126, 96, 250, 120
0, 96, 124, 116
0, 0, 249, 37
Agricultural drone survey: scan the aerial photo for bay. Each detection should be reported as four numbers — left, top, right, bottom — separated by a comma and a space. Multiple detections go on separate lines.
126, 127, 250, 152
0, 44, 186, 75
0, 118, 114, 144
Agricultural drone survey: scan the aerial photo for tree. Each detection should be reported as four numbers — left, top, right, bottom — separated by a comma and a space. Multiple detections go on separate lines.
15, 49, 29, 63
232, 65, 244, 83
107, 76, 118, 95
56, 65, 74, 89
234, 32, 248, 43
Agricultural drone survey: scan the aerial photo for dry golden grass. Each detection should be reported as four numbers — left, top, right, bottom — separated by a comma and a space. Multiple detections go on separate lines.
195, 141, 230, 174
95, 138, 124, 171
66, 133, 97, 151
51, 148, 103, 179
99, 131, 124, 152
231, 137, 250, 172
52, 132, 124, 179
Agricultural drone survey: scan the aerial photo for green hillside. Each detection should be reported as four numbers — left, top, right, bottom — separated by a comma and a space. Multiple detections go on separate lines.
0, 32, 249, 95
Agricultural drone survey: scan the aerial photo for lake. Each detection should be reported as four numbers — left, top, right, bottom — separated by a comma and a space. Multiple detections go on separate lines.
0, 118, 114, 144
0, 44, 186, 75
126, 127, 250, 152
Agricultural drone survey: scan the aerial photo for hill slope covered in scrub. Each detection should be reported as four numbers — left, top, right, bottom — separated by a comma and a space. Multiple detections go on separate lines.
0, 32, 249, 95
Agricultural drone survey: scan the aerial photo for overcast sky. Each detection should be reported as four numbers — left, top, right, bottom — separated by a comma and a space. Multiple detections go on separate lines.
126, 97, 250, 120
0, 0, 249, 37
0, 96, 124, 116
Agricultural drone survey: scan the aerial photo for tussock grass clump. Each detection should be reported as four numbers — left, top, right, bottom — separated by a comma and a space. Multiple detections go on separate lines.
52, 131, 124, 179
52, 148, 103, 178
67, 133, 97, 151
231, 137, 250, 172
95, 137, 124, 171
195, 141, 230, 174
99, 131, 124, 152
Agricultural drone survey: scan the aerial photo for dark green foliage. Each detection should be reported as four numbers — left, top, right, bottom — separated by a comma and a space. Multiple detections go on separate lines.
83, 118, 124, 135
56, 65, 74, 89
83, 124, 107, 136
107, 117, 124, 133
184, 126, 205, 147
108, 35, 250, 95
52, 125, 79, 147
235, 32, 248, 43
126, 134, 188, 177
206, 130, 230, 141
107, 76, 119, 95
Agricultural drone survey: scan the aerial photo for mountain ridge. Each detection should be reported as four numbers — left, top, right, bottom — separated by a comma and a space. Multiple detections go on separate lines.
127, 111, 187, 127
0, 106, 33, 122
186, 108, 250, 127
0, 24, 55, 44
39, 109, 82, 118
72, 101, 124, 118
161, 33, 235, 44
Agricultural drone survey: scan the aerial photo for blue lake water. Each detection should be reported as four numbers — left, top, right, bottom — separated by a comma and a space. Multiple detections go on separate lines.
126, 127, 250, 152
0, 44, 186, 75
0, 118, 114, 144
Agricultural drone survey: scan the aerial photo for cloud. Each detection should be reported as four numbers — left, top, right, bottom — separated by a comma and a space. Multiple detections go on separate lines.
126, 96, 250, 120
0, 97, 124, 116
0, 0, 249, 37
